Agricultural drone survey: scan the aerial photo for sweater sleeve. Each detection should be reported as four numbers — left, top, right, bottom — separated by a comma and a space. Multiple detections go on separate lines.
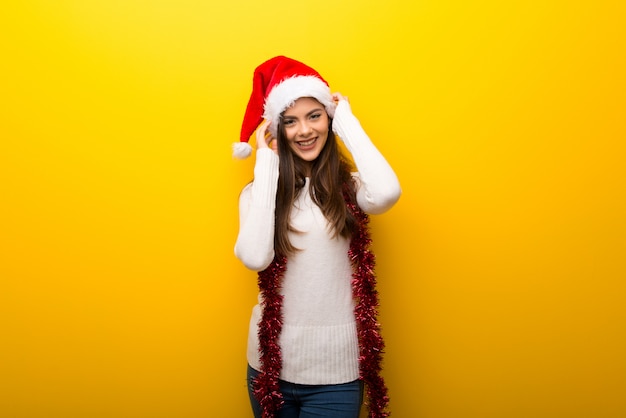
332, 100, 401, 214
234, 148, 280, 271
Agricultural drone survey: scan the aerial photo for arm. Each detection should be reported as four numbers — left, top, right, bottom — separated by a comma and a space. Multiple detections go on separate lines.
234, 148, 279, 271
234, 120, 280, 271
332, 98, 401, 214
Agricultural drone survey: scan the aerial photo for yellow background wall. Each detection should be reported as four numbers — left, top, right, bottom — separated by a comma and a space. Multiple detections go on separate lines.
1, 1, 624, 417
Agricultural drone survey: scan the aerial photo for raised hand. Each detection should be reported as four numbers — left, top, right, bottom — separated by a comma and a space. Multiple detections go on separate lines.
256, 119, 278, 154
332, 92, 349, 104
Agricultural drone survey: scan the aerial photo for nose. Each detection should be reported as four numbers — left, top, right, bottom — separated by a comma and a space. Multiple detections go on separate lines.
298, 121, 312, 137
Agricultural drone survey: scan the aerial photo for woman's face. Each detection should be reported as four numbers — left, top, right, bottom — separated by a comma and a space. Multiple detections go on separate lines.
281, 97, 329, 163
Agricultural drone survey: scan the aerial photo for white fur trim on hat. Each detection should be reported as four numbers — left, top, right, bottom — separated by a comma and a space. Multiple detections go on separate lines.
262, 75, 336, 137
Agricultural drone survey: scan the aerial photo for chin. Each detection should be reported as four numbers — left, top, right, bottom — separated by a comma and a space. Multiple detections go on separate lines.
299, 150, 323, 162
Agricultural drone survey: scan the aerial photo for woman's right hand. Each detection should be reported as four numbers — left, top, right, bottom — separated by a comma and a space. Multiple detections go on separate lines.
256, 120, 278, 154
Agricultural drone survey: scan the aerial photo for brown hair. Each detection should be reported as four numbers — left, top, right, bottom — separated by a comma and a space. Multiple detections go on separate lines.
274, 118, 357, 257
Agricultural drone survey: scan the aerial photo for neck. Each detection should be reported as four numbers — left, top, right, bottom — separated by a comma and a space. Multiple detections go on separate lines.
302, 162, 312, 177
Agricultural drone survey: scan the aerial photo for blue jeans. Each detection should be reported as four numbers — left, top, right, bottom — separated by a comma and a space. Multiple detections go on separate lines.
247, 365, 363, 418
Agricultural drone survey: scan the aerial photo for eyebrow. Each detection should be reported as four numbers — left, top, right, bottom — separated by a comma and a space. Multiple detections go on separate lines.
283, 107, 325, 119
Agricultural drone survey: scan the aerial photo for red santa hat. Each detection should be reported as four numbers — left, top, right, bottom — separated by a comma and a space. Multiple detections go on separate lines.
233, 56, 336, 159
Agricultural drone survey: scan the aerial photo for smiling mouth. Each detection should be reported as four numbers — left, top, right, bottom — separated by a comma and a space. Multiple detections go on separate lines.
297, 138, 317, 147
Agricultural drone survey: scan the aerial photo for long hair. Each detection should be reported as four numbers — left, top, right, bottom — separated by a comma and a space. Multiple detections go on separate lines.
274, 117, 357, 257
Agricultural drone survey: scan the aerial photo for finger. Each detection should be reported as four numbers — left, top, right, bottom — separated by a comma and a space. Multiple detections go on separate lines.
256, 120, 271, 148
332, 92, 348, 103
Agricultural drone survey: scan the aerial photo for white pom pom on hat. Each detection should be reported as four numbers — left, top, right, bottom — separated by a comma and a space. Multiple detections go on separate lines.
234, 56, 336, 159
232, 141, 253, 159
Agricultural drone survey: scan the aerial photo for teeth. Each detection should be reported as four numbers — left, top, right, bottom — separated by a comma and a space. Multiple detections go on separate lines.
299, 138, 316, 146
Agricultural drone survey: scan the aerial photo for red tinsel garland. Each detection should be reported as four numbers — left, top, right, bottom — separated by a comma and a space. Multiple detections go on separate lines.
253, 185, 390, 418
346, 188, 390, 418
254, 256, 287, 417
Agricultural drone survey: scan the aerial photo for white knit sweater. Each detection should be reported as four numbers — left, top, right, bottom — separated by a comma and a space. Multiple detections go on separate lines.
235, 100, 401, 385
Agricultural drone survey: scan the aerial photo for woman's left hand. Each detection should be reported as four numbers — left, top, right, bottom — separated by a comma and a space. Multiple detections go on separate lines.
332, 92, 349, 104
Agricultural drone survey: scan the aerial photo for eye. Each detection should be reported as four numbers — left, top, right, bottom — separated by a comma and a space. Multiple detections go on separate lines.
282, 118, 295, 127
310, 113, 322, 120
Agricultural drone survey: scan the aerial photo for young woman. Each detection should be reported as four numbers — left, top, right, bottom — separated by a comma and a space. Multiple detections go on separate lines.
233, 56, 401, 418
